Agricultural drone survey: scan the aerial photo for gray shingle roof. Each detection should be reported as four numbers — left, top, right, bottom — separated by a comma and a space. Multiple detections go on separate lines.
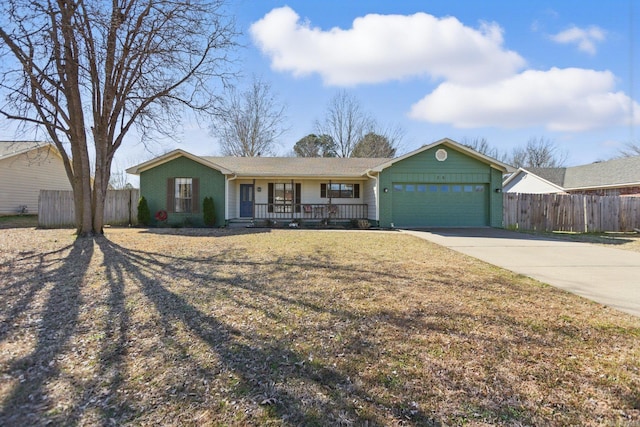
524, 156, 640, 190
527, 167, 567, 187
202, 156, 391, 177
562, 156, 640, 189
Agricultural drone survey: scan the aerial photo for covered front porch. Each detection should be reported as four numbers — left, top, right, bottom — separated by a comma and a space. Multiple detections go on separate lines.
226, 178, 375, 225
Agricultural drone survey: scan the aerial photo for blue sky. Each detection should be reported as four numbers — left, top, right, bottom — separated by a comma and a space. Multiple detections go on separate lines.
195, 0, 638, 167
3, 0, 639, 177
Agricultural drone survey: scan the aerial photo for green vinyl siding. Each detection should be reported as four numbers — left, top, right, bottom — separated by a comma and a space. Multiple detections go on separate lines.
139, 156, 225, 227
379, 144, 503, 228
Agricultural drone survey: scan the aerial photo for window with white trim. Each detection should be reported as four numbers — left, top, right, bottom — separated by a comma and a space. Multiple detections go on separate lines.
175, 178, 193, 213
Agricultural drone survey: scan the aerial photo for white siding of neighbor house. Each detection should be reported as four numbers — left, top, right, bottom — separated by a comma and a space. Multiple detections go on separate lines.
503, 173, 564, 194
0, 147, 72, 215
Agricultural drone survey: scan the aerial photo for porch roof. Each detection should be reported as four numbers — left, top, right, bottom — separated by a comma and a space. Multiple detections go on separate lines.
203, 156, 390, 178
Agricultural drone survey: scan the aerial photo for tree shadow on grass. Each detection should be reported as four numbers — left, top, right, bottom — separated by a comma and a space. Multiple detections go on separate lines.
90, 237, 442, 426
85, 238, 593, 425
0, 245, 75, 343
2, 231, 636, 425
0, 238, 93, 426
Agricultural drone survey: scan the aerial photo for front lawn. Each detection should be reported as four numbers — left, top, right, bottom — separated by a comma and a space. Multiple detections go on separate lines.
0, 228, 638, 426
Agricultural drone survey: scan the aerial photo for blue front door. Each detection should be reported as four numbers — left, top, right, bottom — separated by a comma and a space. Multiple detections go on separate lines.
240, 184, 254, 217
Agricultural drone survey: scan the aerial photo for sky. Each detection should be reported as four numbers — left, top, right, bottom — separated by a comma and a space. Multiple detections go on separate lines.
2, 0, 639, 182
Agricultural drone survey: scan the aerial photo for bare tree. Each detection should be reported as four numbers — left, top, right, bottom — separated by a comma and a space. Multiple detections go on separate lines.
109, 160, 135, 189
509, 137, 568, 168
617, 141, 640, 157
292, 134, 336, 157
461, 137, 502, 159
212, 77, 287, 157
315, 90, 374, 158
0, 0, 237, 236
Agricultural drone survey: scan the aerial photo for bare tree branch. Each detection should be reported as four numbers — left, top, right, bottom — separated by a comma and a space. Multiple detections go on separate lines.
0, 0, 239, 235
212, 76, 288, 157
617, 141, 640, 158
509, 136, 568, 168
315, 90, 374, 158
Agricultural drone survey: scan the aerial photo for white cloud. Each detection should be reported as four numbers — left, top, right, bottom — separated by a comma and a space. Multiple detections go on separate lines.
251, 8, 634, 133
550, 25, 606, 55
250, 6, 525, 86
409, 67, 640, 131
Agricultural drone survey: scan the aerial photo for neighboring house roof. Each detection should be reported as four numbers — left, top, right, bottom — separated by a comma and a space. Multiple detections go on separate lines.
202, 156, 389, 177
562, 156, 640, 190
503, 156, 640, 192
502, 167, 567, 193
526, 167, 567, 187
0, 141, 66, 166
0, 141, 49, 160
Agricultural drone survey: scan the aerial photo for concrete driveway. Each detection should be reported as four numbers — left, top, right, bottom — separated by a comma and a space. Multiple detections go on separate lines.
402, 228, 640, 317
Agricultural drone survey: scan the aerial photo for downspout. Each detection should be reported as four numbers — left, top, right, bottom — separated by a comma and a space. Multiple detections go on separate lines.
226, 173, 237, 224
366, 170, 379, 225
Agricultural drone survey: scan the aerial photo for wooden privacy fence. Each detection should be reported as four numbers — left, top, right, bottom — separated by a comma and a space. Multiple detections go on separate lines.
504, 193, 640, 233
39, 189, 139, 228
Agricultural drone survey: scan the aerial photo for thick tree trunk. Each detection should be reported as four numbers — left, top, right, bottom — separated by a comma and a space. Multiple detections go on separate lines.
79, 152, 93, 237
92, 181, 106, 235
92, 141, 111, 235
68, 135, 93, 236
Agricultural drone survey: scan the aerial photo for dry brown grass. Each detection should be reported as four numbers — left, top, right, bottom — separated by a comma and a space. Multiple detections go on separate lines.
1, 227, 638, 426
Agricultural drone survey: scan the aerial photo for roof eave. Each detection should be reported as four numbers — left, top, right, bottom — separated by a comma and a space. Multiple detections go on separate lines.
227, 173, 370, 179
126, 149, 233, 175
0, 142, 56, 161
371, 137, 510, 172
503, 167, 567, 192
565, 181, 640, 191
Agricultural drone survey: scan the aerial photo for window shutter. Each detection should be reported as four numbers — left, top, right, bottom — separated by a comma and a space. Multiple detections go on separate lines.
354, 183, 360, 199
167, 178, 175, 212
295, 183, 301, 213
320, 183, 326, 198
268, 183, 274, 213
192, 178, 200, 213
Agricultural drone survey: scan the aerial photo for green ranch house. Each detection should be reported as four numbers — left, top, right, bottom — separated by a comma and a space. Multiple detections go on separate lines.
126, 138, 508, 228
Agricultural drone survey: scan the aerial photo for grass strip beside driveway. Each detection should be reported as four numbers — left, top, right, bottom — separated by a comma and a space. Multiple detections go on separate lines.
0, 228, 638, 426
